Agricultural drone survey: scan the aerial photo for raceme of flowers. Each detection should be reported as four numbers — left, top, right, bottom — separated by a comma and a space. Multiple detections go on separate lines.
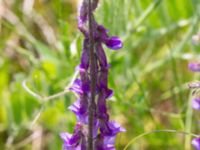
189, 62, 200, 150
189, 32, 200, 150
60, 0, 125, 149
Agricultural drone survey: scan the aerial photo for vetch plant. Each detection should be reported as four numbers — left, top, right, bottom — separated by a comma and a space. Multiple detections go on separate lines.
188, 32, 200, 150
189, 61, 200, 150
60, 0, 125, 149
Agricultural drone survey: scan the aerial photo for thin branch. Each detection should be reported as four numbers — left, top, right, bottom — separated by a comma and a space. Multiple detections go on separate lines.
22, 80, 43, 101
22, 71, 79, 127
30, 105, 45, 128
22, 70, 79, 102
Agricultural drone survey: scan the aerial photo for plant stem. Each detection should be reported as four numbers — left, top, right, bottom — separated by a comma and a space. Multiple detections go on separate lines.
88, 0, 96, 149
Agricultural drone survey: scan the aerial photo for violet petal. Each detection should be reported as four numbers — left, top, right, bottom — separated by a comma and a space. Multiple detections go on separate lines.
69, 79, 83, 95
192, 98, 200, 110
192, 138, 200, 150
105, 36, 123, 50
100, 121, 126, 136
188, 62, 200, 72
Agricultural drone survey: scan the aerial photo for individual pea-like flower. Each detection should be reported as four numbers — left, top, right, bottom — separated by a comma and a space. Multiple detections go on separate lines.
189, 62, 200, 72
61, 0, 125, 149
60, 123, 87, 150
99, 121, 126, 137
94, 134, 116, 150
104, 36, 123, 50
69, 79, 84, 95
68, 99, 88, 123
95, 25, 123, 50
192, 137, 200, 150
192, 98, 200, 110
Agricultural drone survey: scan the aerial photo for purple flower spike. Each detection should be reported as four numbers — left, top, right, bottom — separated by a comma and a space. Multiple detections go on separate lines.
61, 0, 125, 149
192, 137, 200, 150
105, 37, 123, 50
188, 62, 200, 72
192, 98, 200, 110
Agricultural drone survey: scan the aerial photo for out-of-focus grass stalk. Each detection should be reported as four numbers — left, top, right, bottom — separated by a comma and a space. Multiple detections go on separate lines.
185, 92, 193, 150
22, 70, 78, 128
123, 0, 163, 41
123, 129, 199, 150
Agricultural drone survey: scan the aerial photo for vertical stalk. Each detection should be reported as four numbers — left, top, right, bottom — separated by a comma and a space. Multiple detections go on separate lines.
88, 0, 96, 149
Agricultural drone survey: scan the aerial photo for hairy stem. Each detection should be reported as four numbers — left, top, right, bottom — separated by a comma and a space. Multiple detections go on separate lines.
88, 0, 96, 149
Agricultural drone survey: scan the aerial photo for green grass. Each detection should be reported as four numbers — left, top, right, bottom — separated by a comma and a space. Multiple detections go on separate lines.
0, 0, 200, 149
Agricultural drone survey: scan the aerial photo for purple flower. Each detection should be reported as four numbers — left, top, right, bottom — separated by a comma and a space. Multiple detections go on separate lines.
96, 25, 123, 50
188, 62, 200, 72
96, 43, 108, 67
188, 32, 200, 150
192, 137, 200, 150
105, 36, 123, 50
192, 98, 200, 110
61, 0, 125, 149
69, 79, 84, 95
78, 0, 99, 25
95, 134, 116, 150
99, 121, 126, 136
60, 123, 87, 150
69, 74, 90, 95
68, 99, 88, 123
80, 39, 90, 70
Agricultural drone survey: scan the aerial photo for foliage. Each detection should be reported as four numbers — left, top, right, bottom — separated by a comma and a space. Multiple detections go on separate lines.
0, 0, 200, 149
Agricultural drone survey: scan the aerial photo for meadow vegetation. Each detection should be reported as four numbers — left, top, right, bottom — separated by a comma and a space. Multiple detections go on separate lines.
0, 0, 200, 149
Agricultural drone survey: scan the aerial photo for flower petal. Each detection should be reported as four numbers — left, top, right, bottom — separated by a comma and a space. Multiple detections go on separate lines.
60, 132, 80, 150
69, 79, 83, 95
68, 99, 88, 123
95, 134, 116, 150
96, 43, 108, 67
188, 62, 200, 72
100, 121, 126, 136
80, 39, 90, 70
192, 98, 200, 110
105, 36, 123, 50
60, 132, 72, 143
192, 138, 200, 150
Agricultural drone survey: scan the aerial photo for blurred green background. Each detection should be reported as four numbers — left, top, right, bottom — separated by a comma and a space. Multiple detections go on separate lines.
0, 0, 200, 149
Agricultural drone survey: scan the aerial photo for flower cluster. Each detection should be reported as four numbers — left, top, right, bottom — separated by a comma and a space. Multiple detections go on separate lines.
188, 62, 200, 111
60, 0, 125, 149
189, 32, 200, 150
189, 61, 200, 150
